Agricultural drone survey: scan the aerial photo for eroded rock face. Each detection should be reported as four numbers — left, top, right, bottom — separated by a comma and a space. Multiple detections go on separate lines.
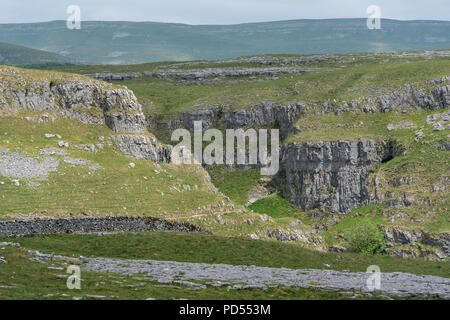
144, 79, 449, 142
146, 102, 305, 139
278, 140, 401, 213
85, 67, 306, 81
0, 73, 145, 133
381, 226, 449, 259
336, 79, 450, 114
110, 134, 172, 163
54, 82, 147, 133
85, 73, 142, 81
104, 111, 145, 133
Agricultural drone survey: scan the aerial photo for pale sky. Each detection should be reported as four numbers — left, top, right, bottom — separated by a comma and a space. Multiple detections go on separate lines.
1, 0, 449, 24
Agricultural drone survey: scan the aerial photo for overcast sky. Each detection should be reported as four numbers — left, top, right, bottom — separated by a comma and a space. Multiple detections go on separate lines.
1, 0, 449, 24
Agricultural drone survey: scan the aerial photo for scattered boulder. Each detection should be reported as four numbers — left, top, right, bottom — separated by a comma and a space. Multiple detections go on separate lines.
75, 144, 97, 153
39, 148, 67, 156
216, 215, 225, 225
267, 229, 308, 242
57, 141, 69, 148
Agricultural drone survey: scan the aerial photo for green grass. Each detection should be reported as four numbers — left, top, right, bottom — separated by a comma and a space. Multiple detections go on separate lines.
321, 203, 450, 257
3, 231, 449, 278
286, 109, 449, 232
247, 193, 318, 228
44, 53, 450, 115
322, 206, 385, 247
0, 246, 356, 300
0, 114, 224, 219
116, 56, 450, 115
288, 109, 447, 144
207, 166, 261, 205
249, 193, 301, 218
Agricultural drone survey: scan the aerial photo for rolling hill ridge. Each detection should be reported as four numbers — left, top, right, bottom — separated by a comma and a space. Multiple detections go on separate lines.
0, 42, 74, 66
0, 19, 449, 64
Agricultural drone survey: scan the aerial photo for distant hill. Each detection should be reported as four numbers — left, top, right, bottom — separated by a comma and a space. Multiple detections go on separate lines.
0, 19, 449, 64
0, 42, 73, 66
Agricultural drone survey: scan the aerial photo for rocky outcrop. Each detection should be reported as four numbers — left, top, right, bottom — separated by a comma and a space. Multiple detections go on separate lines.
110, 134, 172, 163
331, 79, 450, 115
146, 102, 305, 139
0, 67, 146, 133
381, 226, 449, 260
278, 140, 403, 213
422, 233, 450, 258
78, 255, 450, 299
267, 229, 310, 243
0, 67, 174, 163
85, 67, 306, 81
104, 111, 145, 133
80, 68, 450, 145
53, 81, 146, 133
152, 67, 306, 80
144, 79, 449, 142
85, 72, 142, 81
246, 55, 342, 65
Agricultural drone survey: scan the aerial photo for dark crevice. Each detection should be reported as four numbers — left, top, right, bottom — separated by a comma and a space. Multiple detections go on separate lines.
381, 154, 394, 163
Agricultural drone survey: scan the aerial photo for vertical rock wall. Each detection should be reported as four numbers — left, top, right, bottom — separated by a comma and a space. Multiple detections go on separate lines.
278, 140, 402, 213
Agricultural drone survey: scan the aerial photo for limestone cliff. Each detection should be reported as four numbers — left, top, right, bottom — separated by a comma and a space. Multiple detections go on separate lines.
0, 66, 145, 133
146, 102, 305, 140
278, 140, 403, 213
110, 134, 172, 163
0, 66, 171, 163
146, 79, 449, 141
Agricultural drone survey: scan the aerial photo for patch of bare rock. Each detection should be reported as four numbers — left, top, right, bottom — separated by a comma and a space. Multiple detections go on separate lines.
0, 152, 59, 179
27, 251, 449, 299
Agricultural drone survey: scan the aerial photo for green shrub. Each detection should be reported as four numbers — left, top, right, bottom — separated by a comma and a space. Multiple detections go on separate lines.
217, 106, 223, 119
346, 222, 386, 255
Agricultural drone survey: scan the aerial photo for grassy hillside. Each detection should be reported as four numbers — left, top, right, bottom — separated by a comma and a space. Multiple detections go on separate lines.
0, 114, 227, 220
0, 19, 449, 64
0, 53, 448, 265
48, 52, 450, 115
0, 42, 73, 66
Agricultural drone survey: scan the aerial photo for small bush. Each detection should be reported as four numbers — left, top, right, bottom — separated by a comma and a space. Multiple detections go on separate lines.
49, 79, 61, 88
346, 222, 386, 255
217, 106, 223, 119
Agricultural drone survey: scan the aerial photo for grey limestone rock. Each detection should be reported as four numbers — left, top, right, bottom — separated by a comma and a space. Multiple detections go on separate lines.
277, 140, 401, 213
73, 255, 450, 299
110, 134, 172, 163
0, 153, 59, 179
